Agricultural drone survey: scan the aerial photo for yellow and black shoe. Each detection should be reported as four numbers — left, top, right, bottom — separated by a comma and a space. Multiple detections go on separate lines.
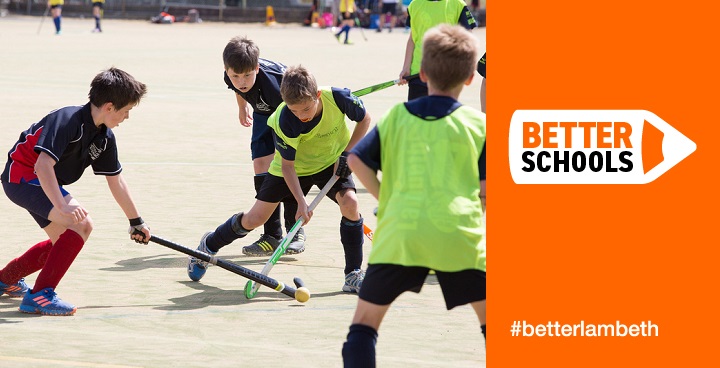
242, 234, 281, 257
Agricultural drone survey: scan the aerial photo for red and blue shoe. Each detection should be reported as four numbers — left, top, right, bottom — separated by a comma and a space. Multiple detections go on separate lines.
19, 287, 77, 316
0, 278, 29, 297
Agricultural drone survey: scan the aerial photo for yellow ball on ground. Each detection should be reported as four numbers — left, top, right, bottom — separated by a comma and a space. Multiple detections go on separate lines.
295, 287, 311, 303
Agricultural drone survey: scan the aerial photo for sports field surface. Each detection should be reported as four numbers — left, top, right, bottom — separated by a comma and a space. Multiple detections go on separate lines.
0, 15, 485, 367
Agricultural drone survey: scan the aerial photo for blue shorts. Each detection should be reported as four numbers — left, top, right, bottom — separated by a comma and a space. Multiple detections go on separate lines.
2, 179, 69, 228
251, 113, 275, 160
256, 165, 356, 204
359, 264, 486, 310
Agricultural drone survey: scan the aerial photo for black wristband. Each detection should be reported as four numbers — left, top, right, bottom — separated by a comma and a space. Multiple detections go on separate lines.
129, 217, 144, 226
340, 151, 349, 157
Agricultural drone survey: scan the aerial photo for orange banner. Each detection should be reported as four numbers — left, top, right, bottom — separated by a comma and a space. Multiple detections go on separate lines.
493, 1, 715, 366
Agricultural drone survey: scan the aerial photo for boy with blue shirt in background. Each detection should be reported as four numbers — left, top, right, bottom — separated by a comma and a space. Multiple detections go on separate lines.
212, 36, 304, 260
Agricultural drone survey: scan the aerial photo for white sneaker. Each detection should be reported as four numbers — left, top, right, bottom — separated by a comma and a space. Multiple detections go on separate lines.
342, 269, 365, 293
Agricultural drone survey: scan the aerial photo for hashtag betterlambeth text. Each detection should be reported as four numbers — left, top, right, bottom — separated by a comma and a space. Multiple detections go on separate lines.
510, 320, 658, 337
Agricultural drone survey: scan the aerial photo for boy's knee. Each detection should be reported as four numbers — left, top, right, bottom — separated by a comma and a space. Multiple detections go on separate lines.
336, 188, 358, 204
337, 194, 359, 218
69, 217, 94, 239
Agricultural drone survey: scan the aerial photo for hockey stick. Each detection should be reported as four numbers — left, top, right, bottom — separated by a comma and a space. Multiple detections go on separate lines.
352, 73, 419, 97
245, 175, 340, 299
37, 7, 50, 35
147, 235, 311, 302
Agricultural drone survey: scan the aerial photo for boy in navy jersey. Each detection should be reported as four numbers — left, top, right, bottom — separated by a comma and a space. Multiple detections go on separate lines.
0, 67, 151, 316
187, 37, 304, 275
343, 25, 486, 365
190, 65, 371, 293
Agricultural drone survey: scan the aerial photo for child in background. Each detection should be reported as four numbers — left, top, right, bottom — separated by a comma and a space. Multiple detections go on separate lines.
397, 0, 477, 100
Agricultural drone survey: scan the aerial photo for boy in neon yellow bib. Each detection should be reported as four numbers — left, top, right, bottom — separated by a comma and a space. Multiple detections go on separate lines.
343, 24, 486, 365
188, 65, 373, 293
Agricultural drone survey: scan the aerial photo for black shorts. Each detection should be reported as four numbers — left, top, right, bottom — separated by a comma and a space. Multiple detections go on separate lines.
407, 77, 428, 101
3, 180, 69, 228
256, 164, 355, 203
359, 264, 486, 310
92, 2, 104, 8
381, 3, 397, 15
341, 12, 354, 20
251, 113, 275, 159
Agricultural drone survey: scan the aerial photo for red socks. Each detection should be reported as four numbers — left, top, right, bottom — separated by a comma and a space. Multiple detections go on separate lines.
33, 230, 84, 292
0, 239, 53, 285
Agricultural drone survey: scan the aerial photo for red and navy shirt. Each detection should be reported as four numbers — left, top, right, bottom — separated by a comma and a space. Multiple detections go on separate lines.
224, 58, 286, 117
1, 103, 122, 186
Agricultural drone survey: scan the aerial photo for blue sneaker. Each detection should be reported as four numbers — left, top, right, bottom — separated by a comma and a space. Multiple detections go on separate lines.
19, 287, 76, 316
187, 232, 215, 282
0, 278, 29, 297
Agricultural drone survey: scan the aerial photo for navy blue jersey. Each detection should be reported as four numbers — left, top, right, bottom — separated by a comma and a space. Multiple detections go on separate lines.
273, 87, 366, 161
477, 52, 486, 78
1, 103, 121, 186
351, 96, 485, 179
224, 58, 286, 116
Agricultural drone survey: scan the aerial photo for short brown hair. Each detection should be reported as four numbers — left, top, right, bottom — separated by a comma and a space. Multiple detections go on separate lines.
279, 65, 318, 105
88, 67, 147, 109
223, 36, 260, 73
421, 24, 478, 91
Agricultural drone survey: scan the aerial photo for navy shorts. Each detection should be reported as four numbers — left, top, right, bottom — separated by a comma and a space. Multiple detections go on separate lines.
407, 77, 428, 101
359, 264, 486, 310
251, 113, 275, 160
256, 165, 355, 204
381, 3, 397, 15
2, 179, 69, 228
92, 2, 104, 8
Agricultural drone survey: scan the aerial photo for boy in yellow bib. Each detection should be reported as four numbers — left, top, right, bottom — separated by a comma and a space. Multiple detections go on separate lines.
189, 65, 372, 293
343, 24, 486, 365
